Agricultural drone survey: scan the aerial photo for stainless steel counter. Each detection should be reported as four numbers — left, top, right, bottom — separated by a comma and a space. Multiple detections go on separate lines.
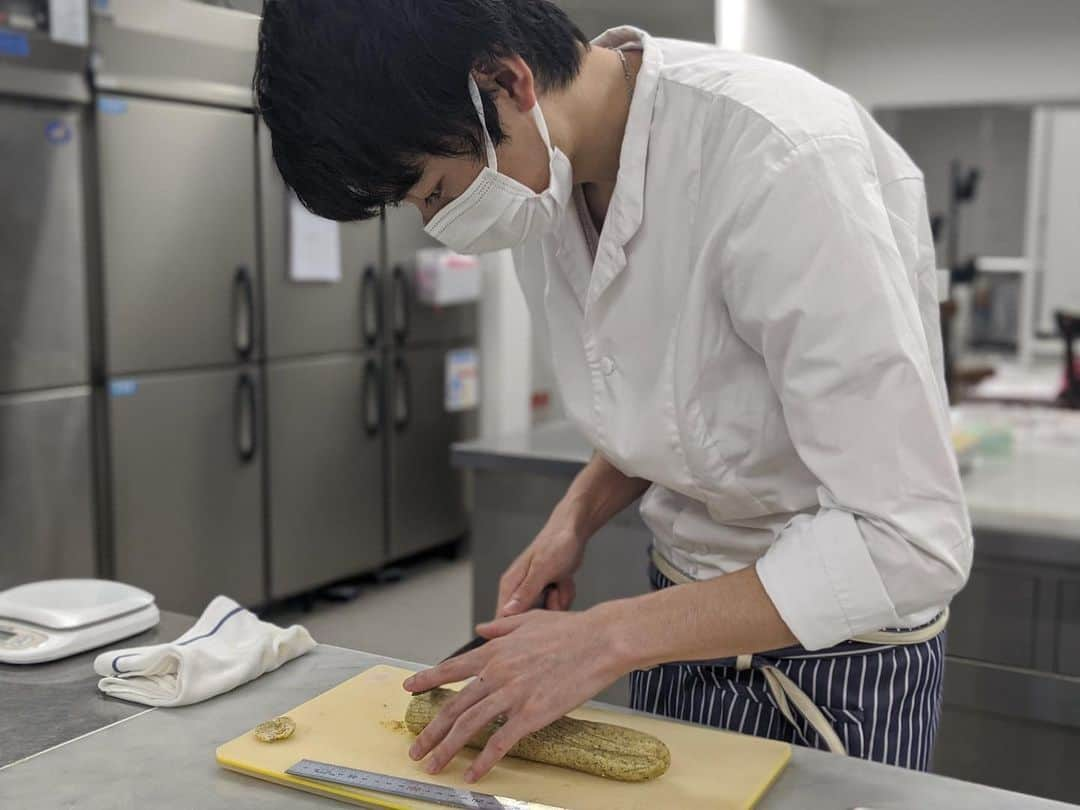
453, 420, 1080, 543
0, 611, 192, 769
1, 642, 1072, 809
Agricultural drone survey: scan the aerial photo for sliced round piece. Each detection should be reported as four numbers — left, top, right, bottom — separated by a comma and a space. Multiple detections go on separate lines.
253, 716, 296, 743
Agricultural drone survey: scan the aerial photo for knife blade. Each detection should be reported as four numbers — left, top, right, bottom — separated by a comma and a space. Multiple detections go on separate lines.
411, 585, 557, 695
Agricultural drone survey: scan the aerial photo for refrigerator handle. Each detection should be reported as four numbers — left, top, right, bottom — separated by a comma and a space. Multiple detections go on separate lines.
361, 265, 382, 347
235, 372, 258, 463
362, 357, 382, 437
392, 264, 410, 345
393, 355, 411, 433
233, 266, 255, 359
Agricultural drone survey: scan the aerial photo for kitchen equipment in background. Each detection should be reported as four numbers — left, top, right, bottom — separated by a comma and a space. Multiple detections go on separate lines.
0, 579, 158, 664
970, 272, 1022, 350
2, 0, 476, 611
264, 355, 386, 600
0, 7, 97, 588
258, 120, 389, 601
0, 0, 87, 48
92, 2, 266, 614
0, 101, 90, 394
107, 368, 265, 611
95, 94, 259, 374
0, 391, 97, 590
384, 206, 476, 563
261, 120, 477, 598
1057, 310, 1080, 408
217, 664, 791, 810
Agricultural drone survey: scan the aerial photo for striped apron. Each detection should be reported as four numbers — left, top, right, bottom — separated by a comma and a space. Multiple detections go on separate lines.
630, 549, 948, 771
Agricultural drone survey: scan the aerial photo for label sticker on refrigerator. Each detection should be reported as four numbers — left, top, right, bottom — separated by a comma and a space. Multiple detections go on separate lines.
109, 380, 138, 398
97, 97, 128, 115
288, 192, 342, 282
445, 348, 478, 413
48, 0, 89, 46
45, 120, 72, 145
0, 30, 30, 58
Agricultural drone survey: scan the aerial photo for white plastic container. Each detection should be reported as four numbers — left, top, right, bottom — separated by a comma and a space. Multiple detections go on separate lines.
415, 248, 482, 307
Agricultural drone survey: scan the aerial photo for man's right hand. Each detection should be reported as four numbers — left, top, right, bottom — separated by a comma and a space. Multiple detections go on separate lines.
495, 453, 652, 619
496, 517, 585, 617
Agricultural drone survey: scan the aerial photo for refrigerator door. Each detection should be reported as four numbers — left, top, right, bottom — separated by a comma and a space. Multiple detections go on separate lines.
386, 347, 469, 560
0, 100, 89, 394
266, 354, 386, 599
97, 96, 259, 374
384, 205, 477, 347
258, 123, 383, 358
0, 389, 96, 589
108, 367, 265, 613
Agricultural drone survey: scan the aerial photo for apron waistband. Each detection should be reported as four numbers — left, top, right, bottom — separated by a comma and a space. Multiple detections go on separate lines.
649, 546, 948, 756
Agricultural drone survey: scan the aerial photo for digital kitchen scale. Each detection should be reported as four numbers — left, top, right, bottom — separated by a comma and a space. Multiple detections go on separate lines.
0, 579, 159, 664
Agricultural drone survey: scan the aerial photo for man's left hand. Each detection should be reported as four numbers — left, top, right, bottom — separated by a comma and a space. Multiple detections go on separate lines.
402, 606, 627, 782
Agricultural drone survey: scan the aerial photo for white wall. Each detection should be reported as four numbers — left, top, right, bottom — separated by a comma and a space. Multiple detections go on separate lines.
743, 0, 827, 74
823, 0, 1080, 109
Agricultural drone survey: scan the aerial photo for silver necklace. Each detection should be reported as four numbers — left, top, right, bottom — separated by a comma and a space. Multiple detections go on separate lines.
614, 48, 634, 99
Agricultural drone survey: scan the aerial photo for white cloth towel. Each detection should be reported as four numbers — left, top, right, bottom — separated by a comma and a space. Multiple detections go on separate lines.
93, 596, 316, 707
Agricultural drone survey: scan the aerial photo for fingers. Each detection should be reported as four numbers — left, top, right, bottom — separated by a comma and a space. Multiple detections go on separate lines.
464, 718, 537, 783
408, 676, 492, 762
501, 558, 548, 617
403, 649, 484, 695
475, 612, 527, 640
421, 694, 511, 776
546, 580, 575, 611
496, 553, 530, 618
562, 580, 577, 610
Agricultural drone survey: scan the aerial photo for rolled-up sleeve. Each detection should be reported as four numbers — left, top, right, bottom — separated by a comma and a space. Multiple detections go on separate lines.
721, 136, 973, 651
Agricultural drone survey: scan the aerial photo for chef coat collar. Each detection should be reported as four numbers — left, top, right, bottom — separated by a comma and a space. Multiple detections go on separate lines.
572, 26, 662, 309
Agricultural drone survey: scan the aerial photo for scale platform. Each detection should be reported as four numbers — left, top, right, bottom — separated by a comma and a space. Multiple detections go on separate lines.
0, 579, 160, 664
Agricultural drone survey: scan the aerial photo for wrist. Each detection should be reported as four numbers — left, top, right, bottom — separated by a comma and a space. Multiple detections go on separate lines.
585, 598, 647, 678
552, 493, 597, 546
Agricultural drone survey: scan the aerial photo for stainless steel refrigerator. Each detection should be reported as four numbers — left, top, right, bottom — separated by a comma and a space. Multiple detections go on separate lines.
91, 4, 266, 613
258, 123, 388, 601
0, 20, 97, 588
384, 206, 475, 563
261, 139, 476, 598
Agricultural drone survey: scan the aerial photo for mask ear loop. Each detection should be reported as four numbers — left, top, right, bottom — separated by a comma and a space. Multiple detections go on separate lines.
530, 98, 553, 153
467, 76, 500, 171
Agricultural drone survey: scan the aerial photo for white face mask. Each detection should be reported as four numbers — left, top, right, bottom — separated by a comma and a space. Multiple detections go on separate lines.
424, 76, 573, 254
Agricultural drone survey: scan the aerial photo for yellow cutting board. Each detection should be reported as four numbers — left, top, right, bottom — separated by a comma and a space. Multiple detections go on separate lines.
217, 664, 790, 809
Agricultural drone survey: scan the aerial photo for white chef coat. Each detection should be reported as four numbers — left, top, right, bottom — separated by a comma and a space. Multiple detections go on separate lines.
512, 27, 973, 652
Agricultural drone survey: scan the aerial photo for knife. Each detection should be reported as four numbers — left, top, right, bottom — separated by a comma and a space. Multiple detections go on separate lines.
441, 584, 557, 663
412, 585, 557, 695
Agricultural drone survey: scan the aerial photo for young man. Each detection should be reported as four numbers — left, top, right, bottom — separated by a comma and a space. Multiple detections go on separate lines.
255, 0, 972, 782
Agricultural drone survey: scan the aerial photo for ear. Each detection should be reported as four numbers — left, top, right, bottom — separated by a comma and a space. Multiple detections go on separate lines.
473, 55, 537, 113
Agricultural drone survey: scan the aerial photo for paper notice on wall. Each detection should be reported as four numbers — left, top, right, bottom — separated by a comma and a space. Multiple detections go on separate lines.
49, 0, 89, 46
289, 193, 342, 283
445, 348, 479, 412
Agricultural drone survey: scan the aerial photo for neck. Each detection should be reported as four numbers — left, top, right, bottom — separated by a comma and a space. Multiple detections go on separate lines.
542, 45, 636, 186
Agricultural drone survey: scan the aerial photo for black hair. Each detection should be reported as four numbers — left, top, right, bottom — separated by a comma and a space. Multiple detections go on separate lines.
254, 0, 589, 221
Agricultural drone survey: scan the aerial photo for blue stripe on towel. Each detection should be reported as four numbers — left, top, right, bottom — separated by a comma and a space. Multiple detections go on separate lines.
112, 605, 246, 674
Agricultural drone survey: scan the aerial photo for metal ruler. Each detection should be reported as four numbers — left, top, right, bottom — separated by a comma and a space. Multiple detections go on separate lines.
285, 759, 569, 810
